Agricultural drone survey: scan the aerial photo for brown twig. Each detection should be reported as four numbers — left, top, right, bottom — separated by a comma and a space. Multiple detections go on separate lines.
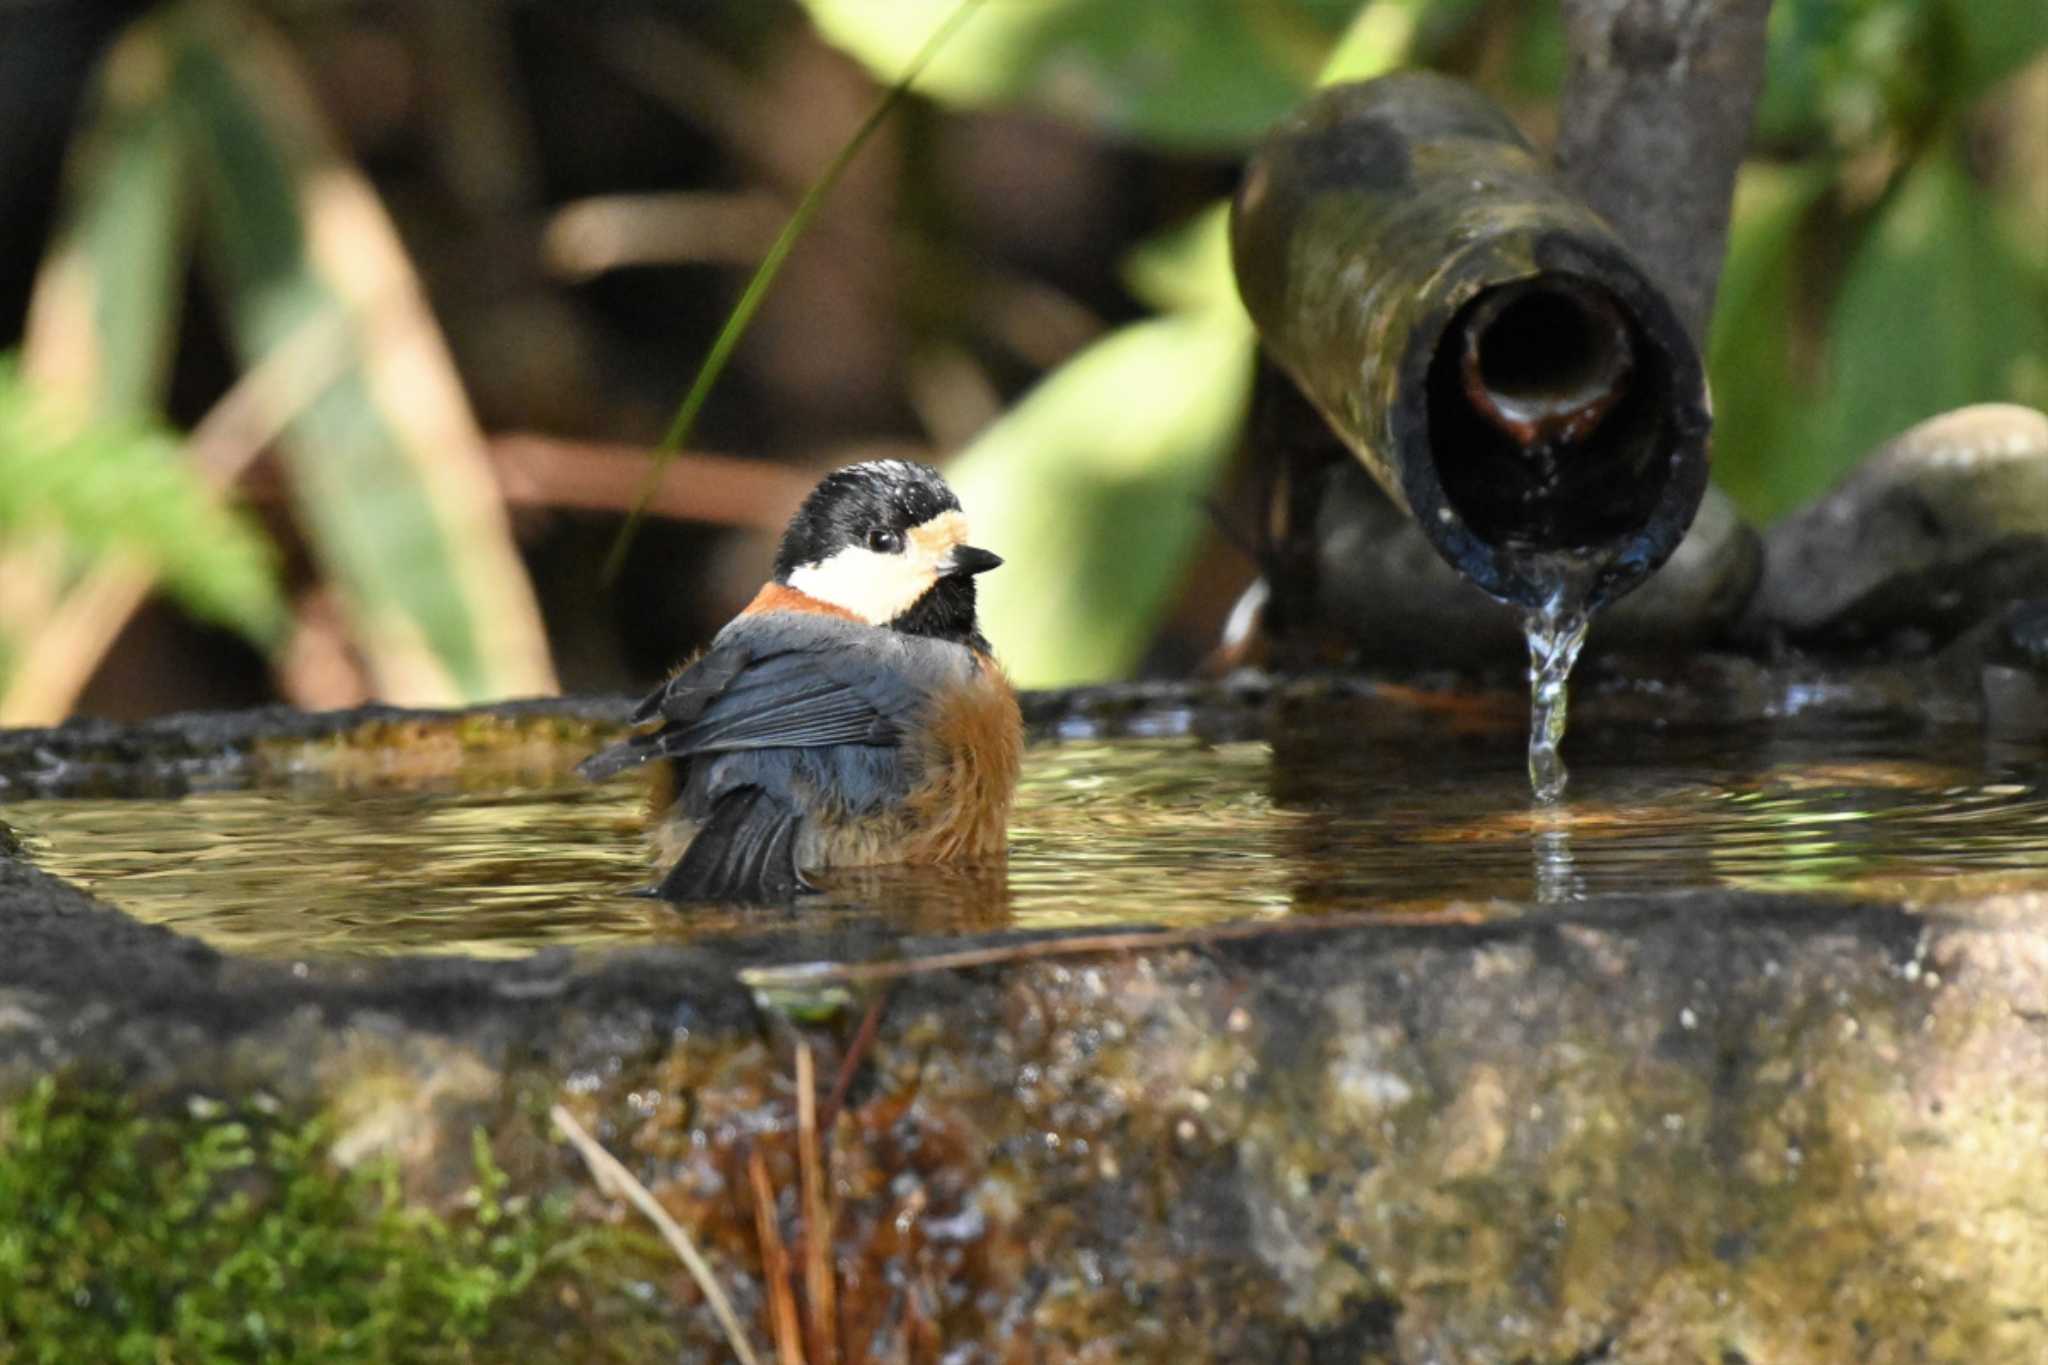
551, 1103, 764, 1365
795, 1042, 839, 1365
276, 585, 374, 711
748, 1147, 807, 1365
487, 433, 824, 530
819, 989, 892, 1134
543, 191, 789, 278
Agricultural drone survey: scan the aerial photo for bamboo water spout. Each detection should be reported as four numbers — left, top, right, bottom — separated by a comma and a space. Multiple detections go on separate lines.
1230, 71, 1711, 611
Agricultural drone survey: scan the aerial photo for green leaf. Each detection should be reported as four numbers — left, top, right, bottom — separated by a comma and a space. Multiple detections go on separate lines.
1706, 163, 1832, 523
21, 22, 193, 419
1940, 0, 2048, 100
1817, 139, 2048, 486
165, 0, 556, 703
950, 293, 1255, 687
0, 361, 286, 643
803, 0, 1361, 148
1121, 201, 1239, 313
1752, 0, 1938, 151
1501, 0, 1568, 100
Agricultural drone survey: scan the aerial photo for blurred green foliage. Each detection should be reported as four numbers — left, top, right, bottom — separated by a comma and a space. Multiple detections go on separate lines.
1712, 0, 2048, 519
165, 5, 543, 702
8, 0, 2043, 697
806, 0, 1361, 148
5, 0, 555, 716
808, 0, 2048, 682
0, 1078, 564, 1362
805, 0, 1435, 684
0, 360, 285, 646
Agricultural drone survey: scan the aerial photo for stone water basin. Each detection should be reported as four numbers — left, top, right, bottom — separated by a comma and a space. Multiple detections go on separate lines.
2, 676, 2046, 1361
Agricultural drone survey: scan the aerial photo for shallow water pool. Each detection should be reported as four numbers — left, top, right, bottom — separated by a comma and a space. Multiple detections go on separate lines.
7, 723, 2046, 957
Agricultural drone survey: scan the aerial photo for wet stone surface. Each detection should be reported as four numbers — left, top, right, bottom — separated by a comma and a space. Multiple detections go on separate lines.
1747, 404, 2048, 653
2, 693, 2047, 1360
5, 840, 2048, 1359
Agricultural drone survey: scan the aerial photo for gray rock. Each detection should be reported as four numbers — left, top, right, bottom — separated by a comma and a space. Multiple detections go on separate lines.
1991, 598, 2048, 672
1593, 478, 1762, 648
1751, 404, 2048, 651
1982, 599, 2048, 739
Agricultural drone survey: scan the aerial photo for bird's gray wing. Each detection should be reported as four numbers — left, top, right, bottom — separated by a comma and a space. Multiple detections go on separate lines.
578, 615, 959, 781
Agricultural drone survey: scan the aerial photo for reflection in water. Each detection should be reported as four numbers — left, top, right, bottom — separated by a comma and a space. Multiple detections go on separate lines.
1530, 821, 1581, 906
5, 726, 2047, 957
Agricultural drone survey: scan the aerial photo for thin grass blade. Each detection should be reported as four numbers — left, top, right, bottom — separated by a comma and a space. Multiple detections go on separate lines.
604, 0, 986, 581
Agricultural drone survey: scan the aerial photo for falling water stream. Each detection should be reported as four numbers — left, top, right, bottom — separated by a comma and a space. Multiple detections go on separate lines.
1520, 559, 1600, 803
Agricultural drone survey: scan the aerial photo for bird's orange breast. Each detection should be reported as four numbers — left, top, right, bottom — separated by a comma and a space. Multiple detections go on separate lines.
896, 654, 1023, 864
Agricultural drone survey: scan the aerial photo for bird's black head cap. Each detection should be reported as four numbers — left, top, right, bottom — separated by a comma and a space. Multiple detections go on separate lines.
773, 460, 960, 578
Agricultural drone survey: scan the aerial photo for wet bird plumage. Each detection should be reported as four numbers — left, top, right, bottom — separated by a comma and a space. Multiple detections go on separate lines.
579, 460, 1021, 903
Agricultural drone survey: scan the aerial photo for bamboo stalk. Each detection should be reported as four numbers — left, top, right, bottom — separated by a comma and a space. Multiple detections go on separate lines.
1557, 0, 1773, 341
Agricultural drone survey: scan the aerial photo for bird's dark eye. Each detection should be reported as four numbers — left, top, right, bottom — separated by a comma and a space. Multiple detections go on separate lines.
867, 528, 905, 554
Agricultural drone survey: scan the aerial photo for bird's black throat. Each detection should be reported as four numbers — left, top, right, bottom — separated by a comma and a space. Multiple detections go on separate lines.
890, 574, 989, 653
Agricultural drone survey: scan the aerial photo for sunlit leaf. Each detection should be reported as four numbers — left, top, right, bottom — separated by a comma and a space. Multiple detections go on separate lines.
167, 0, 557, 703
803, 0, 1360, 148
0, 361, 285, 643
1121, 202, 1238, 314
949, 297, 1255, 688
1818, 140, 2048, 490
1317, 0, 1434, 86
1707, 163, 1832, 523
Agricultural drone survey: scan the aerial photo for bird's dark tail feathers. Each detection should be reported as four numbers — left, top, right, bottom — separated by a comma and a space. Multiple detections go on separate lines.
651, 786, 812, 903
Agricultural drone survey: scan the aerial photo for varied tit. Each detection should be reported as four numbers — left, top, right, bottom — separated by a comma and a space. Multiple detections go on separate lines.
579, 460, 1023, 903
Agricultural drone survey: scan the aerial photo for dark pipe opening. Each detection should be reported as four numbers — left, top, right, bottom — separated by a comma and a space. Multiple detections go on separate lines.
1428, 276, 1673, 552
1465, 279, 1633, 442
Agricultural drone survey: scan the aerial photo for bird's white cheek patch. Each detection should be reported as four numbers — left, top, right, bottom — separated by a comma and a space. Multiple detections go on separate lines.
787, 511, 968, 624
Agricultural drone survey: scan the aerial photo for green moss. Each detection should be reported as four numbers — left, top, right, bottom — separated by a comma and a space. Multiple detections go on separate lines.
0, 1079, 580, 1363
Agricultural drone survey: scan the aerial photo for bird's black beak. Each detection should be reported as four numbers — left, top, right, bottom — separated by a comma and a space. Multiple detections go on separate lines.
947, 545, 1003, 577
